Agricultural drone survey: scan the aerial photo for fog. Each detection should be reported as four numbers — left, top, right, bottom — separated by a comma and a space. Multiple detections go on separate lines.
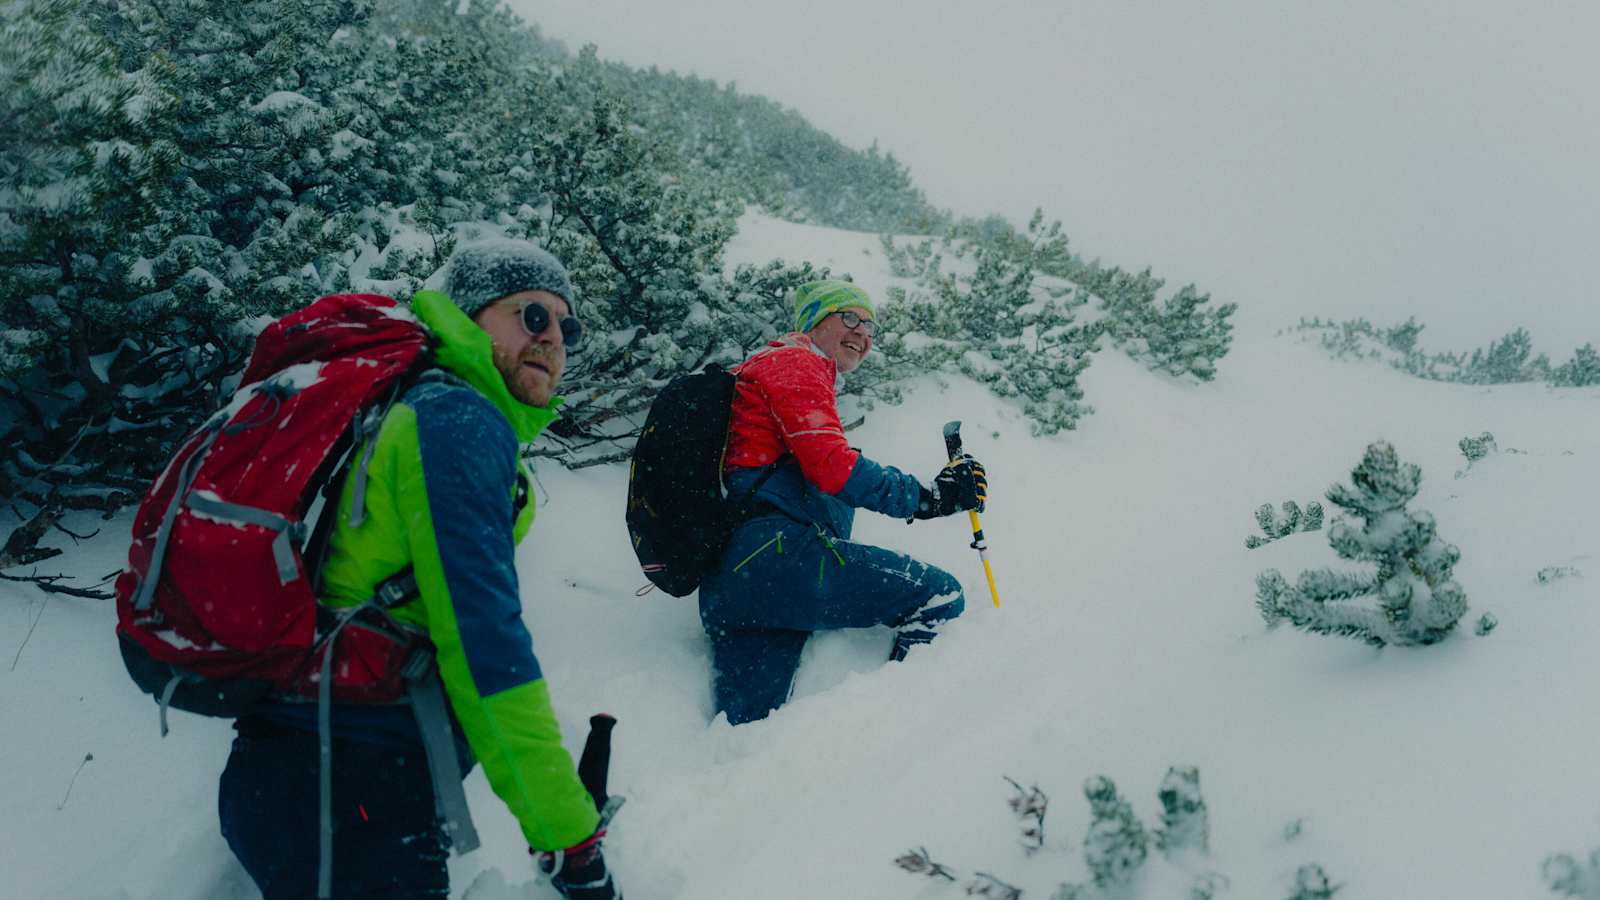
515, 0, 1600, 353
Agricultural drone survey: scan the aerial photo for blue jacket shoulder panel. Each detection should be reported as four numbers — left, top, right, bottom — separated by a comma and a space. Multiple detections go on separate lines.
407, 378, 545, 696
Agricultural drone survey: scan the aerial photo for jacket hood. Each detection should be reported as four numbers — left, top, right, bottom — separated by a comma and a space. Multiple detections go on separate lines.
410, 289, 563, 444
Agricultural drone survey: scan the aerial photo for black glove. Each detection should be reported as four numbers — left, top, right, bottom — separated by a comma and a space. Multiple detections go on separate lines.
535, 832, 622, 900
913, 455, 988, 520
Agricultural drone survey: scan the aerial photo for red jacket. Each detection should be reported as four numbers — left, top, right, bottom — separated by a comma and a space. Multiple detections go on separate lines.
725, 333, 859, 494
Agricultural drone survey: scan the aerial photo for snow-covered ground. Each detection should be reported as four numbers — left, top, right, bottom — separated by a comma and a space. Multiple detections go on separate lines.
4, 213, 1599, 899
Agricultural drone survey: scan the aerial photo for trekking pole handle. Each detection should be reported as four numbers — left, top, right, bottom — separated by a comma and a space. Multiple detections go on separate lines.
577, 714, 616, 813
942, 421, 1000, 608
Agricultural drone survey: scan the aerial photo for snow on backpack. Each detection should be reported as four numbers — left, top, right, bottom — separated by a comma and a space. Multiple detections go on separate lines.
115, 293, 435, 720
625, 363, 775, 596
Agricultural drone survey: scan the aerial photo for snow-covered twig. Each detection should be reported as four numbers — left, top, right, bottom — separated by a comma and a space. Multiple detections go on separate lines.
1004, 776, 1048, 854
56, 753, 93, 810
893, 847, 957, 881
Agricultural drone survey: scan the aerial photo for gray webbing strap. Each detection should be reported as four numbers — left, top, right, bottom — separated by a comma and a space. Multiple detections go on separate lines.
313, 608, 361, 900
347, 431, 379, 529
349, 391, 402, 530
133, 429, 221, 610
157, 674, 184, 738
184, 494, 305, 584
407, 656, 481, 854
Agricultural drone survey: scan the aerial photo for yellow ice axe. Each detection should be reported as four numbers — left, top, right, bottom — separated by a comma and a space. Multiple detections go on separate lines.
943, 420, 999, 608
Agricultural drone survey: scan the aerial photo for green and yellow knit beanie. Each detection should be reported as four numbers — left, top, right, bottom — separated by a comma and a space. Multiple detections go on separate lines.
792, 280, 875, 333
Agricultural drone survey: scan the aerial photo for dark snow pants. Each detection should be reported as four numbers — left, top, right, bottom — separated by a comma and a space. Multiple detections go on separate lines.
699, 514, 966, 725
218, 718, 449, 900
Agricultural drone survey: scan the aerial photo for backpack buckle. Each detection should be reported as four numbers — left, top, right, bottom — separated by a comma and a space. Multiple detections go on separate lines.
374, 569, 419, 609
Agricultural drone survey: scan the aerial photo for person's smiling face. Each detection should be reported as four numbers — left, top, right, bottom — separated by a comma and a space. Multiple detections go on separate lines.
807, 306, 874, 374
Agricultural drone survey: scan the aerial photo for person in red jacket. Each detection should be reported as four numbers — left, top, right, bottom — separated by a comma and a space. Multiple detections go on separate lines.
699, 280, 987, 724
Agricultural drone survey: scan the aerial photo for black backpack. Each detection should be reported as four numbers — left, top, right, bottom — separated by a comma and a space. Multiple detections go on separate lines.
626, 364, 773, 596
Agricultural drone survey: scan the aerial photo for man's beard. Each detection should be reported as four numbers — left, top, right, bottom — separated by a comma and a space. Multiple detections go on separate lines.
493, 343, 559, 406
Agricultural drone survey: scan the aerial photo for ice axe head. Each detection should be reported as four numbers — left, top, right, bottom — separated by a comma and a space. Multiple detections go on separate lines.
943, 420, 964, 461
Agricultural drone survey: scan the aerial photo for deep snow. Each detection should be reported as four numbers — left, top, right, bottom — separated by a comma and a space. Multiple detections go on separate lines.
4, 213, 1599, 900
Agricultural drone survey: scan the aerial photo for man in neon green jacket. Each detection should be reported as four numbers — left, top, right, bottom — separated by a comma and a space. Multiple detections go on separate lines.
218, 240, 621, 900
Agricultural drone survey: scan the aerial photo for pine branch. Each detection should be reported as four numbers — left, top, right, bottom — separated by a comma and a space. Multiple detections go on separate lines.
1004, 776, 1048, 854
0, 571, 115, 600
0, 503, 64, 570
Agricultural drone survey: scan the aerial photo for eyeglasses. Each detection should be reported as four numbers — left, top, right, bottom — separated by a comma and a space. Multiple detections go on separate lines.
512, 300, 584, 349
836, 310, 876, 337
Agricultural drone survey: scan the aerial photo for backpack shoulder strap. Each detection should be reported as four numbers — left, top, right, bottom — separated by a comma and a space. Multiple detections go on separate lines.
303, 360, 437, 584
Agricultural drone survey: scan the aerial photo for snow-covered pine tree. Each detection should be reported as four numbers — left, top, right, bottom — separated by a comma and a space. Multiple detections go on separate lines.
1156, 766, 1209, 854
1075, 263, 1236, 381
2, 0, 180, 506
879, 234, 941, 280
1142, 284, 1237, 381
572, 54, 945, 234
1245, 500, 1324, 549
2, 0, 338, 510
877, 215, 1098, 435
1551, 344, 1600, 387
1460, 328, 1538, 384
0, 0, 587, 502
1545, 849, 1600, 898
1083, 776, 1150, 889
1257, 441, 1469, 647
1385, 317, 1424, 353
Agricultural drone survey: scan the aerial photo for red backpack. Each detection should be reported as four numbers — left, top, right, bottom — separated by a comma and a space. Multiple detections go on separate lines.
115, 293, 433, 723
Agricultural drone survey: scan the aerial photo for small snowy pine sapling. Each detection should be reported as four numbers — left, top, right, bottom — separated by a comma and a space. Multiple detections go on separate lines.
1544, 849, 1600, 898
1005, 776, 1049, 854
1083, 776, 1150, 889
1475, 613, 1498, 636
1288, 864, 1340, 900
1456, 431, 1498, 477
1459, 432, 1498, 463
1156, 766, 1209, 854
1256, 441, 1469, 647
1246, 501, 1325, 548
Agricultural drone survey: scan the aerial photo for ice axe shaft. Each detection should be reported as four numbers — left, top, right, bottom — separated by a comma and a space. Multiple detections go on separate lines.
942, 421, 1000, 608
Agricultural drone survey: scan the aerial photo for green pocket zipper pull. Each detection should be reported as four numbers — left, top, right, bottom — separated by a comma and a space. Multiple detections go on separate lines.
732, 532, 784, 572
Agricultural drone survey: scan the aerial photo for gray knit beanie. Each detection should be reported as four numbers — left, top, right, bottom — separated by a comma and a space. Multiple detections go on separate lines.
440, 239, 576, 319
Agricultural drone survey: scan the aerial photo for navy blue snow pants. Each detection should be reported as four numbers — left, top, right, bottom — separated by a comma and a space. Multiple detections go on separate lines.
699, 514, 966, 725
218, 718, 450, 900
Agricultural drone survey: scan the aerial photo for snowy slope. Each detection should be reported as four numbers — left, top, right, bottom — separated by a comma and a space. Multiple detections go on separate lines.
4, 213, 1600, 900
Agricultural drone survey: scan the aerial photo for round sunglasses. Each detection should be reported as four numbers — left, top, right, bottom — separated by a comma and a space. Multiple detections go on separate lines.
512, 299, 584, 349
835, 309, 876, 337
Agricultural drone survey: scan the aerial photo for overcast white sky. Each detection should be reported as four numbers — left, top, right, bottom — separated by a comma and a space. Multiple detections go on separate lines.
513, 0, 1600, 352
